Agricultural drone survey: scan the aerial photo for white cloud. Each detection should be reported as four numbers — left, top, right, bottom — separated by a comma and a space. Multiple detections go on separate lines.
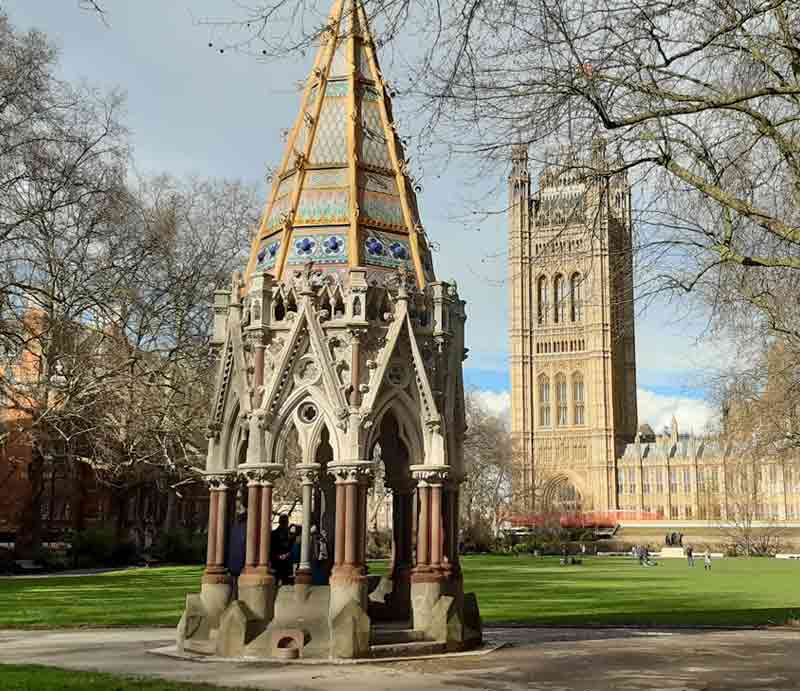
636, 389, 716, 436
471, 387, 716, 436
472, 390, 512, 420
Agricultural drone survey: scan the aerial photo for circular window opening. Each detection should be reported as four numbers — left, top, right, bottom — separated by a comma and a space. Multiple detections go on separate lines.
299, 402, 318, 424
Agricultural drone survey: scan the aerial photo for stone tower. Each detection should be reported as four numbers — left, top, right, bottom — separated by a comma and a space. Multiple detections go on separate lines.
177, 0, 480, 660
508, 142, 637, 512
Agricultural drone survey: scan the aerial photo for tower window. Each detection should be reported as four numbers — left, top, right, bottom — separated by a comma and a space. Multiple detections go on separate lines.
573, 374, 585, 425
556, 374, 567, 426
570, 272, 583, 322
537, 276, 549, 325
554, 275, 566, 323
539, 376, 551, 427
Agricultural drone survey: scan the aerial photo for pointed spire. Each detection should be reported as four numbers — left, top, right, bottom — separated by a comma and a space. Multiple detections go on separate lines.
244, 0, 434, 291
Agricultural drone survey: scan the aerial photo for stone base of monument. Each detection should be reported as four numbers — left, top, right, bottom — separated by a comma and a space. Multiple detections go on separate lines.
176, 581, 481, 661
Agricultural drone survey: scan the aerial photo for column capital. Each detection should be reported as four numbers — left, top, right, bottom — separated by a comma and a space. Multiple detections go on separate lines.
410, 464, 451, 486
239, 463, 284, 486
328, 460, 374, 484
205, 472, 236, 489
296, 462, 322, 485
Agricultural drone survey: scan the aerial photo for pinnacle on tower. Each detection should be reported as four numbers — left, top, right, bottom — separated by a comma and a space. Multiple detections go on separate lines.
244, 0, 435, 289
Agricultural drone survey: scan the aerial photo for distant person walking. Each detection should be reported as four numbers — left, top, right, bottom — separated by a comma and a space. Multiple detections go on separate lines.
704, 550, 712, 571
686, 545, 694, 567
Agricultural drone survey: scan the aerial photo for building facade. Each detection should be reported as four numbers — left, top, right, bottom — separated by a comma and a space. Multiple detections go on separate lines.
508, 142, 637, 512
508, 143, 800, 522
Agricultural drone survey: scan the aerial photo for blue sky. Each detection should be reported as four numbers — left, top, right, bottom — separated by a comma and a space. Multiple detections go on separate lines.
6, 0, 720, 432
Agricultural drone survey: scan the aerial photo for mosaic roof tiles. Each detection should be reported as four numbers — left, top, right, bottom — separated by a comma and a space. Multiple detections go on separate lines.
244, 0, 434, 288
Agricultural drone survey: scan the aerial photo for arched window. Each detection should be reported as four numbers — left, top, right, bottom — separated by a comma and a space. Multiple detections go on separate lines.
537, 276, 549, 325
555, 374, 568, 426
538, 375, 551, 427
554, 275, 566, 323
573, 373, 585, 425
570, 272, 583, 322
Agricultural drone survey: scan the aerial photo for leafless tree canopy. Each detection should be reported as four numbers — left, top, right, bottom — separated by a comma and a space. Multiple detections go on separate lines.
0, 12, 260, 551
194, 0, 800, 331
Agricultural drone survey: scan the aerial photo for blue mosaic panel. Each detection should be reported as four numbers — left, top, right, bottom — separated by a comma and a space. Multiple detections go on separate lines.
360, 101, 392, 169
296, 188, 350, 224
256, 237, 281, 270
286, 232, 348, 265
363, 230, 412, 269
310, 98, 348, 164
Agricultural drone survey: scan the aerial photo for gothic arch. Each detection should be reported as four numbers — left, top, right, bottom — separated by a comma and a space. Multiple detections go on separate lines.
553, 274, 566, 323
570, 272, 582, 322
536, 274, 549, 324
268, 383, 344, 465
307, 416, 340, 466
541, 473, 585, 513
368, 389, 424, 465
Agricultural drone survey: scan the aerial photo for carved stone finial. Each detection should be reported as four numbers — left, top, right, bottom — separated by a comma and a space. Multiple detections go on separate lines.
295, 261, 321, 296
393, 265, 415, 300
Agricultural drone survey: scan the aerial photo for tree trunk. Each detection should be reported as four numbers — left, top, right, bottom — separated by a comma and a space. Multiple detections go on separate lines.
15, 451, 44, 559
163, 489, 178, 532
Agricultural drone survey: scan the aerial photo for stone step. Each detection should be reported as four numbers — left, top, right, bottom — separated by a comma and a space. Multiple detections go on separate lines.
369, 639, 448, 658
370, 627, 427, 645
182, 638, 217, 655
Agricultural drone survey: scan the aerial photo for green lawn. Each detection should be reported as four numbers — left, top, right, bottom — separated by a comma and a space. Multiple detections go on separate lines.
1, 556, 799, 628
0, 664, 258, 690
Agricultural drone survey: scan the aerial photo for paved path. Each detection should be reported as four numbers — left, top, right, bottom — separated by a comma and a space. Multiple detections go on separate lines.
1, 626, 799, 690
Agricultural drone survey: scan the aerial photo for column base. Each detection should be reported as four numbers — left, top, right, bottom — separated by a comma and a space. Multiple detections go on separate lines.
410, 566, 446, 584
238, 570, 277, 622
330, 565, 368, 616
329, 566, 370, 658
200, 570, 233, 628
330, 564, 368, 584
410, 578, 442, 631
294, 568, 313, 585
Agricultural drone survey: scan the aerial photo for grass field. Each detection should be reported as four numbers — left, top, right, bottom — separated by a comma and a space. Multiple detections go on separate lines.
1, 555, 799, 628
0, 665, 260, 690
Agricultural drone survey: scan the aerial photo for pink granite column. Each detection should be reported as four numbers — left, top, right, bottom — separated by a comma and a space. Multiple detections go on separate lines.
244, 482, 261, 570
430, 482, 443, 569
205, 489, 219, 570
213, 484, 228, 568
358, 482, 369, 572
258, 482, 273, 572
416, 483, 431, 570
344, 480, 358, 566
334, 481, 347, 567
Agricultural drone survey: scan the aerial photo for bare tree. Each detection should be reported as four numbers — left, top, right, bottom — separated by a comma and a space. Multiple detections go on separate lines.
460, 392, 514, 539
0, 12, 263, 554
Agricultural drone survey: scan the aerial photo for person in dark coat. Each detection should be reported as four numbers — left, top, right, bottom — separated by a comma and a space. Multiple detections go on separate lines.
271, 514, 294, 586
225, 486, 248, 599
